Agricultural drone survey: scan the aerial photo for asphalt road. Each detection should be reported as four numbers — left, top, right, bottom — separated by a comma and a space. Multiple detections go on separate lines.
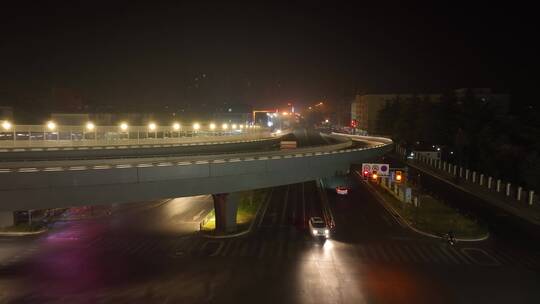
1, 176, 540, 303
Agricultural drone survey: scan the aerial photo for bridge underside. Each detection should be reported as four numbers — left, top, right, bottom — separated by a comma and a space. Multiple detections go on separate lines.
0, 145, 391, 211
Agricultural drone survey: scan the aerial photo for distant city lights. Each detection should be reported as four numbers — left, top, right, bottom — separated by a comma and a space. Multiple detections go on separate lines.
119, 122, 128, 131
172, 122, 181, 130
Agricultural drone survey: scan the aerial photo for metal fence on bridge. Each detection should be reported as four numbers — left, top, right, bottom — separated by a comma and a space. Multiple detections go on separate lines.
0, 123, 269, 148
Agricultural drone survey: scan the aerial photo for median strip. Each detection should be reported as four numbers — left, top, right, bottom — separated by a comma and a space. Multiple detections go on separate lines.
362, 174, 488, 241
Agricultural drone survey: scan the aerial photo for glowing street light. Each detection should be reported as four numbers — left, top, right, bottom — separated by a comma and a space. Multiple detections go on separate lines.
86, 122, 95, 131
148, 122, 157, 131
193, 122, 200, 130
2, 120, 12, 131
325, 119, 329, 123
172, 122, 181, 130
209, 123, 216, 130
47, 121, 56, 130
232, 124, 237, 129
119, 122, 128, 131
239, 125, 244, 129
222, 123, 228, 130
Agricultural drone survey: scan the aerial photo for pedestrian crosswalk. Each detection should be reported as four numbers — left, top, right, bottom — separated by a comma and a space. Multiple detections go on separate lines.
0, 245, 39, 268
190, 238, 540, 269
3, 234, 540, 272
76, 234, 540, 269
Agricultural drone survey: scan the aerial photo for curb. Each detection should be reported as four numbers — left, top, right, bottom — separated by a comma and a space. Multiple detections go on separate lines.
201, 188, 273, 239
0, 228, 48, 237
362, 178, 490, 242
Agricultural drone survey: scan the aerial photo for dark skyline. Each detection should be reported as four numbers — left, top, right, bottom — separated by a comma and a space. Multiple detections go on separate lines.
0, 2, 535, 110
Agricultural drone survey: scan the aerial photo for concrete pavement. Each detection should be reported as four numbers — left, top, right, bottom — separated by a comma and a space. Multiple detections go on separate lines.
1, 181, 539, 303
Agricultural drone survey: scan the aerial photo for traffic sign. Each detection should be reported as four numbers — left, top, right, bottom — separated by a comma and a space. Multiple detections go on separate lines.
362, 163, 390, 176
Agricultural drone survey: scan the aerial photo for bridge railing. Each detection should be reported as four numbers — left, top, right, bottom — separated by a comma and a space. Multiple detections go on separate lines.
0, 124, 270, 148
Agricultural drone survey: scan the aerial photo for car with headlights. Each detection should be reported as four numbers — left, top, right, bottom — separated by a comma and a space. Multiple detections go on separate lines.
309, 217, 330, 239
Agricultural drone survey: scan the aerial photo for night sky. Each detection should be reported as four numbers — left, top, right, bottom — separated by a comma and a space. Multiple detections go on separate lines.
0, 2, 535, 110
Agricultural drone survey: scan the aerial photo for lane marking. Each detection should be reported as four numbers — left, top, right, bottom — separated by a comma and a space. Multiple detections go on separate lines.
44, 167, 63, 172
68, 166, 87, 171
280, 185, 290, 226
447, 246, 472, 265
401, 245, 420, 263
438, 246, 460, 264
461, 247, 501, 266
115, 164, 132, 169
93, 165, 111, 170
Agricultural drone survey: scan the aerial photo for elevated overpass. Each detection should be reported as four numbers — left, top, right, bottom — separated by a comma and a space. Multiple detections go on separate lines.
0, 130, 393, 231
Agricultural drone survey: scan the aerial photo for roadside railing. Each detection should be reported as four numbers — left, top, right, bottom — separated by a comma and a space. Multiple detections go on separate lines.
395, 144, 538, 207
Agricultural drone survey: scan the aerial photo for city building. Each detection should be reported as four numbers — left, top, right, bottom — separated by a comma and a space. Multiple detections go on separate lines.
350, 88, 509, 134
351, 93, 440, 134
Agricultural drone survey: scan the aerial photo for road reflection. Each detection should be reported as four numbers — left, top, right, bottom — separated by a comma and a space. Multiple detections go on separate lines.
296, 239, 447, 304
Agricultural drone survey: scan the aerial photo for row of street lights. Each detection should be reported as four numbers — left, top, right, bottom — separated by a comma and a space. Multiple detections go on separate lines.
1, 120, 260, 132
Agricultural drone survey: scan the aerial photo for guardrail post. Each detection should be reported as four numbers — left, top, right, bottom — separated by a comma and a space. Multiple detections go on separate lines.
413, 196, 419, 207
465, 169, 470, 180
506, 183, 511, 196
437, 160, 442, 169
453, 165, 457, 176
529, 190, 535, 206
487, 176, 492, 189
496, 179, 501, 192
405, 187, 412, 203
472, 171, 476, 183
479, 174, 484, 186
449, 164, 453, 174
517, 187, 522, 201
459, 166, 463, 177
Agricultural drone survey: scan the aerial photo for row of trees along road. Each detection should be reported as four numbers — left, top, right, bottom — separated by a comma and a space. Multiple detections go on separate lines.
376, 90, 540, 190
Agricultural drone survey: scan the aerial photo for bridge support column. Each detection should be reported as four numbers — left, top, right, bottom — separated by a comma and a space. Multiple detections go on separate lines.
212, 193, 239, 233
0, 212, 14, 228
